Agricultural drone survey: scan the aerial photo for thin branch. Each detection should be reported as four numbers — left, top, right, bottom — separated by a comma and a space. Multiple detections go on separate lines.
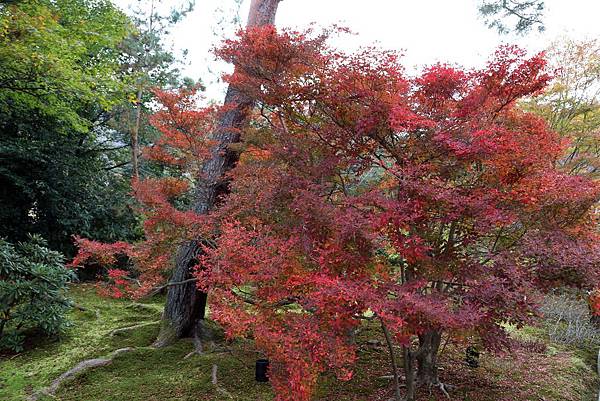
143, 278, 199, 299
379, 316, 402, 401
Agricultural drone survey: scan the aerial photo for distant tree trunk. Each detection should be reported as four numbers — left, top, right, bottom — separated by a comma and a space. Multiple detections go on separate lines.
131, 86, 143, 179
154, 0, 282, 347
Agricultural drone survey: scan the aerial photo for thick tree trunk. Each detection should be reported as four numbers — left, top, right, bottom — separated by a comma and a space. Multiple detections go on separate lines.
154, 87, 251, 346
154, 0, 282, 347
401, 331, 443, 401
416, 330, 442, 386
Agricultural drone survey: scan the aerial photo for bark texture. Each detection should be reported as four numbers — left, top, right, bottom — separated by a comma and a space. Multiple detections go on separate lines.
401, 330, 444, 401
154, 0, 282, 347
403, 345, 417, 401
416, 330, 442, 386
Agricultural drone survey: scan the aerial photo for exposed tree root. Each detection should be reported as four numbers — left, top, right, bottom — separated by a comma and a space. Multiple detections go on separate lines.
109, 321, 160, 336
69, 302, 100, 319
183, 320, 218, 359
210, 363, 234, 399
152, 321, 177, 348
426, 381, 454, 399
27, 313, 164, 401
72, 303, 88, 312
436, 382, 452, 399
125, 302, 163, 314
378, 375, 407, 384
27, 348, 134, 401
211, 364, 218, 384
183, 330, 205, 359
184, 349, 202, 359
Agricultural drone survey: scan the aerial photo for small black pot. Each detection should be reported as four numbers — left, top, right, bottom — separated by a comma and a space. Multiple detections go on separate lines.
255, 359, 270, 382
465, 346, 480, 368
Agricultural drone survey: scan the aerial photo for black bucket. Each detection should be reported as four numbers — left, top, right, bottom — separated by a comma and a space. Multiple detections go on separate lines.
255, 359, 269, 382
465, 346, 480, 368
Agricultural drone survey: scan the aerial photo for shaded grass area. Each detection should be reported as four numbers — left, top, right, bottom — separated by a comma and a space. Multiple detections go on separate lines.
0, 285, 163, 401
1, 285, 598, 401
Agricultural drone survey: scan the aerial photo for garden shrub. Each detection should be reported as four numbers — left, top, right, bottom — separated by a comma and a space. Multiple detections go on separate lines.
0, 235, 74, 352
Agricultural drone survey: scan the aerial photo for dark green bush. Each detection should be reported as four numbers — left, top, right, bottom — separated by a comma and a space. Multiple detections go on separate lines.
0, 235, 75, 352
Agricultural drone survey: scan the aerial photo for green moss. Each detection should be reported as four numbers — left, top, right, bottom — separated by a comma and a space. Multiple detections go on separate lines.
2, 285, 599, 401
54, 338, 275, 401
546, 344, 560, 356
0, 285, 163, 401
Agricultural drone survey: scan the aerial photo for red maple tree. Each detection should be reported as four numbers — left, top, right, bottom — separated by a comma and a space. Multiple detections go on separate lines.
72, 27, 599, 401
199, 27, 599, 400
70, 87, 215, 297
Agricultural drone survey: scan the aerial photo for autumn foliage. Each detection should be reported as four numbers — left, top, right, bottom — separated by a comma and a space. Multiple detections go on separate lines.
69, 87, 215, 297
589, 289, 600, 316
72, 26, 599, 401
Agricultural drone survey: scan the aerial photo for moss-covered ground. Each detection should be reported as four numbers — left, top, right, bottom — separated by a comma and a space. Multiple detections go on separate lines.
1, 284, 597, 401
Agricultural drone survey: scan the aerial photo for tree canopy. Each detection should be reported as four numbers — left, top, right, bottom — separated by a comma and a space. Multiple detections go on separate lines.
0, 0, 190, 254
71, 26, 599, 401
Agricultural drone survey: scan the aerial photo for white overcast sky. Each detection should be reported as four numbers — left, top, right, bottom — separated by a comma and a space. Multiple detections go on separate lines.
115, 0, 600, 101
